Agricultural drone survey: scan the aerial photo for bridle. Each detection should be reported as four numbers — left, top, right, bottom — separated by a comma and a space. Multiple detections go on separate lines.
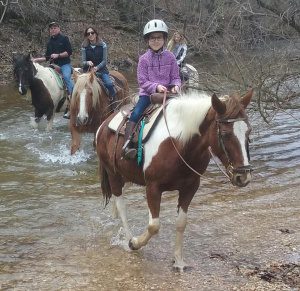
14, 62, 34, 89
161, 91, 252, 181
216, 117, 253, 179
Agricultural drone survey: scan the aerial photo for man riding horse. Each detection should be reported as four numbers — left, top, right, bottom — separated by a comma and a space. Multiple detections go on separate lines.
32, 21, 74, 119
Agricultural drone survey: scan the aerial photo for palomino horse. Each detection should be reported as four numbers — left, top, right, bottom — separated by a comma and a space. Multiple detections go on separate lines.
13, 53, 66, 131
96, 89, 253, 271
69, 71, 129, 155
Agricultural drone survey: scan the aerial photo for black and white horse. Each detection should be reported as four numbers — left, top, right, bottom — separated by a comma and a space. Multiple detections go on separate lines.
13, 53, 66, 131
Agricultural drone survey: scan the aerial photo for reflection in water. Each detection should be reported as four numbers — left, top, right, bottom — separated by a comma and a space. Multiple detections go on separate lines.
0, 83, 299, 290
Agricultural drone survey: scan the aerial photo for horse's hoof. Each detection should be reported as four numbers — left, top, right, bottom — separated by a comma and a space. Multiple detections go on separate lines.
172, 262, 193, 273
128, 238, 139, 250
71, 145, 79, 155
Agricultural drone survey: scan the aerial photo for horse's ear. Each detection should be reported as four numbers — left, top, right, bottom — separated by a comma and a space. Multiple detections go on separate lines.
241, 88, 253, 108
211, 93, 226, 115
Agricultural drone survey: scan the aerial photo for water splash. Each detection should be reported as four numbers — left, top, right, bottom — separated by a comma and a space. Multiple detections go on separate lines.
110, 227, 132, 251
25, 142, 91, 164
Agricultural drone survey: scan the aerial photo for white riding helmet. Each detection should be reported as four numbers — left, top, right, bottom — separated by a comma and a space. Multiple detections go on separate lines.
143, 19, 168, 38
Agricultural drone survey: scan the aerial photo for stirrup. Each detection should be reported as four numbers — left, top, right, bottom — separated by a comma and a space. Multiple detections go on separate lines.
122, 140, 136, 160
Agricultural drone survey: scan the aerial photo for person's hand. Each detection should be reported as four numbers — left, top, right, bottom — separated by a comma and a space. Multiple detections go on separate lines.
50, 53, 60, 59
87, 61, 94, 67
171, 85, 179, 93
157, 84, 167, 93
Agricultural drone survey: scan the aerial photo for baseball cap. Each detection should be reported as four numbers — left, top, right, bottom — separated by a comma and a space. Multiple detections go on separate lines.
48, 21, 59, 28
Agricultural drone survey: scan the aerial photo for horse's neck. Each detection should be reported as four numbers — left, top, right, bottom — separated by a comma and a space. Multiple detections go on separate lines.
166, 94, 211, 144
33, 63, 44, 76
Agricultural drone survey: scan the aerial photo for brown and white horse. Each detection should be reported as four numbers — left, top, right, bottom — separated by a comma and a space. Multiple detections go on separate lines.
13, 53, 66, 131
69, 71, 129, 155
96, 89, 253, 271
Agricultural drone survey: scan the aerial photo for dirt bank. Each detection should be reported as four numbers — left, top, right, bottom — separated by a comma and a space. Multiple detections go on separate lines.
0, 21, 139, 86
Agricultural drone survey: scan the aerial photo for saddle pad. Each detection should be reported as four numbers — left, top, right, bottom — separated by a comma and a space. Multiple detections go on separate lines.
108, 104, 133, 131
48, 67, 64, 90
108, 105, 164, 142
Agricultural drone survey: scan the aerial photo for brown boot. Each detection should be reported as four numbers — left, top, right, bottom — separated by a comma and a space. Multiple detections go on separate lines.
122, 121, 137, 160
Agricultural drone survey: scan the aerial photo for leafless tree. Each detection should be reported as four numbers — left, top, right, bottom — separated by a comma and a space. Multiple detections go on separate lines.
1, 0, 300, 120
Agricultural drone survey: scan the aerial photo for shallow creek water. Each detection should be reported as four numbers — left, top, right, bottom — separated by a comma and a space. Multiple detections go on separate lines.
0, 78, 299, 290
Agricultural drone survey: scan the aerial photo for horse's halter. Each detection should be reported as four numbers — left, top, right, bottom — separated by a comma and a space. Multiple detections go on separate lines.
216, 117, 252, 179
14, 60, 36, 88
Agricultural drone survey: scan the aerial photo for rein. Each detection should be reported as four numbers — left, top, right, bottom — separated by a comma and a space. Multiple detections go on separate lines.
161, 92, 252, 181
216, 117, 252, 178
162, 91, 213, 180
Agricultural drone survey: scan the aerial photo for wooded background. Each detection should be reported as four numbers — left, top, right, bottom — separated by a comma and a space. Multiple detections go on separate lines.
1, 0, 300, 120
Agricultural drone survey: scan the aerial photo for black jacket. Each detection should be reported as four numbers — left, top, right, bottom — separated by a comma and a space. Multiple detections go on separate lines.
81, 42, 109, 74
45, 33, 72, 66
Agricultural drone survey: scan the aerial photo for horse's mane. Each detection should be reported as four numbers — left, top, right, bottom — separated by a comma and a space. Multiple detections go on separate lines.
166, 92, 243, 144
72, 73, 102, 108
166, 92, 212, 143
32, 62, 44, 71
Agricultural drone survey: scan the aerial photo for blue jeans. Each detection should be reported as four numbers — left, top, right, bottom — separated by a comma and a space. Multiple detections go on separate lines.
129, 95, 151, 123
97, 72, 116, 97
60, 63, 74, 95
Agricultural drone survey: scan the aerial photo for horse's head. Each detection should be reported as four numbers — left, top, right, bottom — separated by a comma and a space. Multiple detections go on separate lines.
12, 53, 37, 95
70, 72, 102, 126
211, 89, 253, 187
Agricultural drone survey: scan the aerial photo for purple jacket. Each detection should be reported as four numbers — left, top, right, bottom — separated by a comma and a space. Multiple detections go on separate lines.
137, 49, 181, 96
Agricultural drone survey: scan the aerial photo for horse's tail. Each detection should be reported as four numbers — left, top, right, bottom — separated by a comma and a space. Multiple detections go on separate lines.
99, 162, 112, 207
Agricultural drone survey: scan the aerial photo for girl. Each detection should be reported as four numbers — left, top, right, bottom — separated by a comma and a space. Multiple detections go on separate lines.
167, 31, 188, 67
122, 19, 181, 159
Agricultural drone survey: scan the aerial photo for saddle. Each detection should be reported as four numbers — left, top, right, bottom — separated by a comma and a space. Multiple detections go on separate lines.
95, 75, 122, 97
48, 64, 70, 92
108, 93, 175, 148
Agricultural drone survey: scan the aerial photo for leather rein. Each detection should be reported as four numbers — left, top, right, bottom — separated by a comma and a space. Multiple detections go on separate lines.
161, 91, 252, 181
215, 117, 253, 180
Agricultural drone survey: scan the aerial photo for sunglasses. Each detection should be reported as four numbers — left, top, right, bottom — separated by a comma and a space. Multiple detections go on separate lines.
86, 31, 95, 36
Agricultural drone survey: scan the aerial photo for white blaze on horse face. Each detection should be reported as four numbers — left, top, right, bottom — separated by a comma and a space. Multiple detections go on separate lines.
233, 120, 250, 165
78, 89, 88, 120
18, 80, 23, 94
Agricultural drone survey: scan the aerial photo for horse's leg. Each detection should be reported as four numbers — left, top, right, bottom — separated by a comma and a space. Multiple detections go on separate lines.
111, 196, 118, 218
109, 174, 132, 240
30, 109, 42, 129
173, 180, 199, 272
45, 108, 54, 131
173, 207, 188, 271
114, 195, 132, 240
70, 127, 81, 155
129, 184, 161, 250
46, 116, 54, 131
